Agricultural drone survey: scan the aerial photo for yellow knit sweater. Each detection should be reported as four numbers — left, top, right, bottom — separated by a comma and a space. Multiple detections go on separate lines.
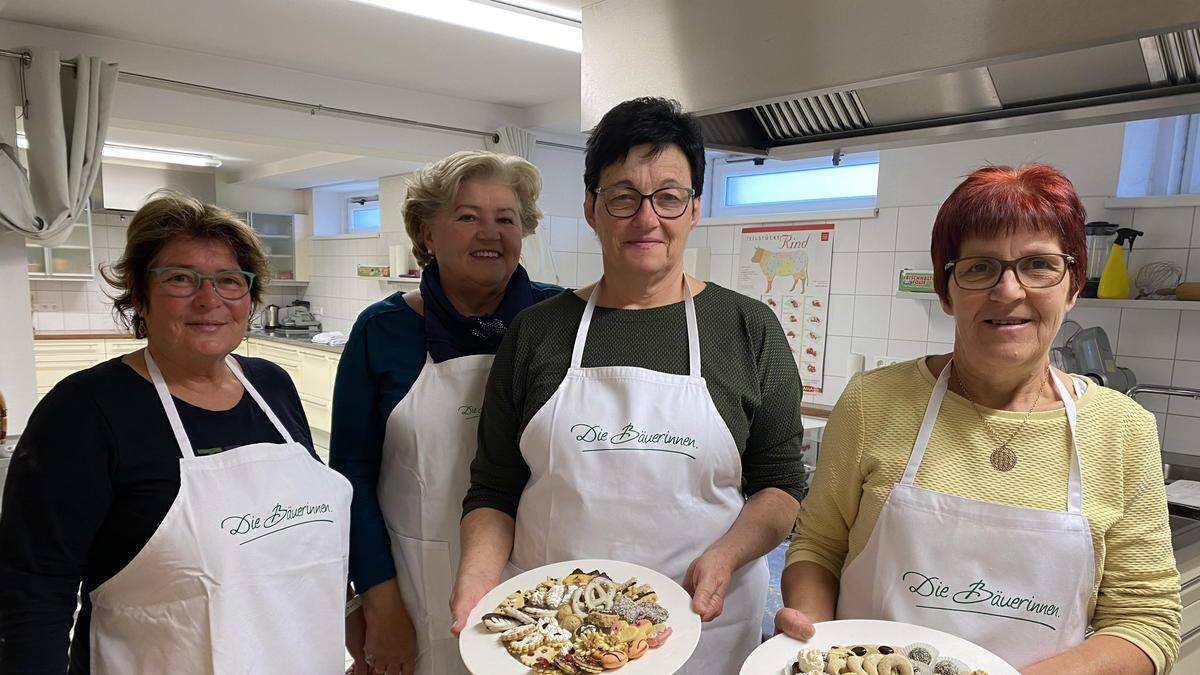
786, 358, 1181, 673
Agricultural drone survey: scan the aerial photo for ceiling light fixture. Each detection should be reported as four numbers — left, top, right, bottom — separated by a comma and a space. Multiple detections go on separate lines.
14, 133, 223, 167
348, 0, 582, 52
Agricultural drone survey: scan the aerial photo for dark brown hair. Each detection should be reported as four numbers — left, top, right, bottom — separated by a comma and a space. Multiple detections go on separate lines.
100, 190, 269, 338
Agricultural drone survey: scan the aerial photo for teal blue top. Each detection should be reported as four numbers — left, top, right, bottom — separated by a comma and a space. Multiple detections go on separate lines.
329, 283, 562, 592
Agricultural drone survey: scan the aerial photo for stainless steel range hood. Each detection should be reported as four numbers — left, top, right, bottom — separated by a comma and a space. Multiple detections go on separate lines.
581, 0, 1200, 157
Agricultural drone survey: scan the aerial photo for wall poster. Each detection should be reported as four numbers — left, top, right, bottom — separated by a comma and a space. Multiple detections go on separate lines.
735, 223, 835, 394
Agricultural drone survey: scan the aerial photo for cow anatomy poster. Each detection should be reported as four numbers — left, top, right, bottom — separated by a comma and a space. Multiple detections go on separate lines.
736, 223, 834, 394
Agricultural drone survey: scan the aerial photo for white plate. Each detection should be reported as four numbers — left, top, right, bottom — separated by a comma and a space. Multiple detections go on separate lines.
739, 619, 1018, 675
460, 559, 701, 674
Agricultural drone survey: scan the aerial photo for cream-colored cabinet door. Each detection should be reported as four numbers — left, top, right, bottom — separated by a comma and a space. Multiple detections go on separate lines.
33, 341, 106, 398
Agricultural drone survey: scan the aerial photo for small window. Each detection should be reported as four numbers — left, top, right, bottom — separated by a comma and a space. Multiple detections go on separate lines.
347, 195, 380, 233
712, 152, 879, 217
1117, 114, 1200, 197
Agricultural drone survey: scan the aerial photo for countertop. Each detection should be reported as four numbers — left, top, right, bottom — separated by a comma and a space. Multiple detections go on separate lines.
244, 330, 345, 354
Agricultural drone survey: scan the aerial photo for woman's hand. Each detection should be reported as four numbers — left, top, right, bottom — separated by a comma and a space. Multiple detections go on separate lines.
682, 548, 735, 621
346, 604, 367, 673
361, 580, 417, 675
450, 568, 499, 636
774, 607, 817, 640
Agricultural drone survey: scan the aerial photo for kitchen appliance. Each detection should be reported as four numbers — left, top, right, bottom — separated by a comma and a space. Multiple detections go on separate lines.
1050, 325, 1136, 392
283, 300, 321, 331
583, 2, 1200, 156
263, 304, 281, 329
1081, 222, 1118, 298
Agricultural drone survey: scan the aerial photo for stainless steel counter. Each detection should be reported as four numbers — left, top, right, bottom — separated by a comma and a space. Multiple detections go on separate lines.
245, 330, 344, 354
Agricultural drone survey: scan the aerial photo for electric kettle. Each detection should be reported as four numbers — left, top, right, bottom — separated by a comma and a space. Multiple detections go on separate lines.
264, 304, 281, 329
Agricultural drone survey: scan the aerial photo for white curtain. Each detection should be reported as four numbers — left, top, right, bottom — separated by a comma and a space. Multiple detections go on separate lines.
0, 47, 118, 247
487, 125, 537, 160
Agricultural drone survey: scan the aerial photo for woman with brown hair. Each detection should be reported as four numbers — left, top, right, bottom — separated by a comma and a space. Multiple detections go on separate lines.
0, 191, 351, 674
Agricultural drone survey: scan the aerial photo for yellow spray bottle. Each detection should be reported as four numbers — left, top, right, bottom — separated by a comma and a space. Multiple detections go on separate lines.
1097, 227, 1143, 299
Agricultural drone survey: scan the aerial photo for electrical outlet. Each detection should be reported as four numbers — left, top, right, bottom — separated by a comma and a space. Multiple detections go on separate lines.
33, 303, 60, 312
870, 355, 903, 370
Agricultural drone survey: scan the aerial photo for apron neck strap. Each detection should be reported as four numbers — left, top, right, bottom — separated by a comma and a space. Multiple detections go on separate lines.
145, 349, 297, 459
571, 276, 701, 376
902, 359, 1084, 513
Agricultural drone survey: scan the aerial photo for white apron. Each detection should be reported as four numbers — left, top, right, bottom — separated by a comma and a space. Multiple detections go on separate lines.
89, 350, 352, 674
836, 360, 1094, 670
509, 279, 769, 675
379, 353, 492, 674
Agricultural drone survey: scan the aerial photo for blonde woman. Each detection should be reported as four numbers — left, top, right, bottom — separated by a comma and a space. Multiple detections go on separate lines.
331, 151, 561, 675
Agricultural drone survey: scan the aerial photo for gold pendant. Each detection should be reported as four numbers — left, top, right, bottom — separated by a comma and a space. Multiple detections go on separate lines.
990, 446, 1017, 472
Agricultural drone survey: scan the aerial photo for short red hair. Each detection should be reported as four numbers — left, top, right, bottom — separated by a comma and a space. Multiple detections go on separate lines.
931, 163, 1086, 303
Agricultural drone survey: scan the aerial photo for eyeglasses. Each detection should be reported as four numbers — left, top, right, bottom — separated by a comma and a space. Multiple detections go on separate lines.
944, 253, 1075, 290
151, 266, 255, 300
592, 186, 695, 219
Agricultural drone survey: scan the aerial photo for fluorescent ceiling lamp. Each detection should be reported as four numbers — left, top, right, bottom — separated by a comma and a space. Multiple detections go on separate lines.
15, 133, 223, 167
348, 0, 582, 52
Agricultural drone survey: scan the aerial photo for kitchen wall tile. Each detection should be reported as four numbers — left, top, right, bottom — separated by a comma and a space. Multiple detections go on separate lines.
708, 254, 735, 288
893, 252, 933, 286
1187, 249, 1200, 283
927, 305, 956, 343
852, 295, 891, 339
1176, 312, 1200, 360
889, 298, 930, 341
33, 290, 62, 307
577, 253, 603, 285
926, 341, 955, 355
827, 295, 855, 336
1114, 356, 1174, 413
859, 208, 899, 252
895, 205, 939, 252
89, 313, 116, 330
831, 252, 857, 294
1131, 207, 1195, 249
808, 375, 848, 408
851, 337, 887, 358
1164, 414, 1200, 455
1193, 208, 1200, 247
1117, 308, 1179, 359
30, 280, 58, 292
1169, 359, 1200, 417
549, 216, 578, 252
1080, 197, 1132, 228
707, 225, 735, 254
887, 339, 927, 359
1064, 306, 1122, 350
38, 313, 64, 331
832, 219, 860, 253
1152, 412, 1167, 446
63, 313, 89, 331
686, 227, 708, 250
577, 221, 601, 254
824, 335, 853, 377
551, 252, 578, 287
61, 292, 87, 313
855, 252, 895, 295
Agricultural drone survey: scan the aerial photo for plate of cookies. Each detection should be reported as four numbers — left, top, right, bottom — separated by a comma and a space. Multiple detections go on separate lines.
460, 558, 701, 674
739, 620, 1018, 675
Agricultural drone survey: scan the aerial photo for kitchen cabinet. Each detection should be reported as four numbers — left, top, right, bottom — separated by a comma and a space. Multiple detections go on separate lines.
235, 212, 298, 281
243, 338, 339, 435
26, 214, 96, 280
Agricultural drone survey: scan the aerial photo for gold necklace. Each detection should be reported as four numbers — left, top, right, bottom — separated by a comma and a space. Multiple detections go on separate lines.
950, 362, 1047, 472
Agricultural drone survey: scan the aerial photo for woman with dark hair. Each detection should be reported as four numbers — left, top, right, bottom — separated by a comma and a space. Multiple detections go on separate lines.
778, 165, 1180, 674
450, 97, 807, 673
0, 192, 351, 674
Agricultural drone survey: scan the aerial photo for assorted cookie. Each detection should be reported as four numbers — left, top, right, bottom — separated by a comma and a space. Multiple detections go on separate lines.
480, 568, 673, 673
783, 643, 990, 675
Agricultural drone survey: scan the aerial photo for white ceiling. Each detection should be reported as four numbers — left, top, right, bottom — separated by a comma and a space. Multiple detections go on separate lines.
1, 0, 585, 189
0, 0, 582, 108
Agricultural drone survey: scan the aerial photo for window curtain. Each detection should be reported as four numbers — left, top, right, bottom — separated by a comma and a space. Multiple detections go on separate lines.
486, 125, 537, 160
486, 125, 559, 284
0, 47, 118, 247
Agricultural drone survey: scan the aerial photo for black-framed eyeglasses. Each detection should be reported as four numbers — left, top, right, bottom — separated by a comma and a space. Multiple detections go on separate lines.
592, 186, 696, 219
944, 253, 1075, 290
151, 266, 255, 300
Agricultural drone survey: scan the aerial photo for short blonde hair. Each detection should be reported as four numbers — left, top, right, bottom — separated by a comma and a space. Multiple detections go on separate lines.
100, 190, 270, 338
403, 150, 543, 268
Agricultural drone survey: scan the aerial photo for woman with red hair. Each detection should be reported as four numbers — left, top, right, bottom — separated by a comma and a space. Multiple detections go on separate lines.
777, 164, 1180, 673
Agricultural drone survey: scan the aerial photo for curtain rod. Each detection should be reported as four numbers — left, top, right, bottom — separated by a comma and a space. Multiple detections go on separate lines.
1, 46, 585, 151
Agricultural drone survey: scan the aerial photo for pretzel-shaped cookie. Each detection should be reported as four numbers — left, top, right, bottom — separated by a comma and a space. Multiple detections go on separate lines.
583, 577, 617, 611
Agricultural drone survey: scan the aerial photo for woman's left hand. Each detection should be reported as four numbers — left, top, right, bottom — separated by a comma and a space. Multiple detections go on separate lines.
682, 548, 734, 621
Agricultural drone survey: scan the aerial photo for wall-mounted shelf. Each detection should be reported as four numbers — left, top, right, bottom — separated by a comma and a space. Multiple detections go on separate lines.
384, 276, 421, 285
895, 291, 1200, 311
267, 279, 309, 287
